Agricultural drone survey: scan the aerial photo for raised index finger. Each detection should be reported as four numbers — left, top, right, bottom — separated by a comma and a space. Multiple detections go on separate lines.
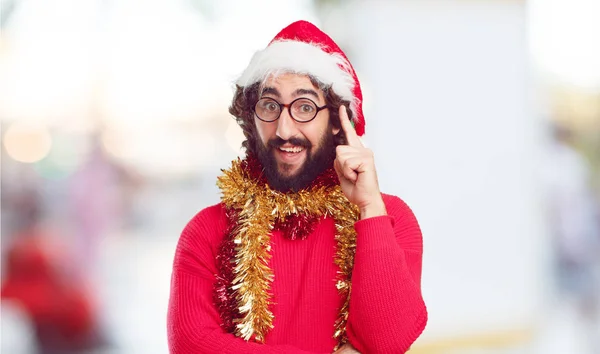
339, 105, 363, 147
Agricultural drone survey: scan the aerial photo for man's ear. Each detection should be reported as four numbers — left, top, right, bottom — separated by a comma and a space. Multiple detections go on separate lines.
333, 125, 341, 135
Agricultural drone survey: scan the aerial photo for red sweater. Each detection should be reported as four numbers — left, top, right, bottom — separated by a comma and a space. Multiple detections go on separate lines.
168, 194, 427, 353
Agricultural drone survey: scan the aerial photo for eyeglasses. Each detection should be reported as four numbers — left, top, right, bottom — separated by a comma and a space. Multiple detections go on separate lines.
254, 97, 328, 123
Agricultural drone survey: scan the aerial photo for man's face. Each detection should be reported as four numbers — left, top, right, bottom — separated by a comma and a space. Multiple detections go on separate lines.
254, 73, 340, 192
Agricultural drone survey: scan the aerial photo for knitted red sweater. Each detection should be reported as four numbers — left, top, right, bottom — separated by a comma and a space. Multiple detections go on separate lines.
167, 194, 427, 353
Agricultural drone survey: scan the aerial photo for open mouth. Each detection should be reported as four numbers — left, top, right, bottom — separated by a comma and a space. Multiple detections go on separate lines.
275, 145, 306, 165
278, 146, 304, 153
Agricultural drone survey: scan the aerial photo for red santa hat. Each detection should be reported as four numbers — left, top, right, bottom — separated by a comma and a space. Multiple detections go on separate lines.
236, 20, 365, 136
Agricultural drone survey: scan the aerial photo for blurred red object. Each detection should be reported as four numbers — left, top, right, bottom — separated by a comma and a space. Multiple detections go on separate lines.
1, 230, 102, 352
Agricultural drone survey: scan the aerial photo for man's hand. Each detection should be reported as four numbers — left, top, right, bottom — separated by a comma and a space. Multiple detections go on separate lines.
333, 343, 361, 354
334, 106, 386, 219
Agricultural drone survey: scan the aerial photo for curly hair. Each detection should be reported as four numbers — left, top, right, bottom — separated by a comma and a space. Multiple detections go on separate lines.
228, 75, 353, 156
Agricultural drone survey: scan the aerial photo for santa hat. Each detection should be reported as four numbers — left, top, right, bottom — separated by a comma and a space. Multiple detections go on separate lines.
236, 20, 365, 136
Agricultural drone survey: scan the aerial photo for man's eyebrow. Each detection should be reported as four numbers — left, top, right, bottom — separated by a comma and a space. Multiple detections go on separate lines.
293, 88, 320, 100
260, 87, 280, 97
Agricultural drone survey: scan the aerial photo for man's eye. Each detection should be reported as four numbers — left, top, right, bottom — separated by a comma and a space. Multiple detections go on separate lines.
300, 104, 314, 112
266, 103, 278, 111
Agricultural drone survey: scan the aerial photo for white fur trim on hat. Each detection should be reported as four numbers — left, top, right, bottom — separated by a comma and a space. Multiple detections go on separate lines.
236, 40, 359, 118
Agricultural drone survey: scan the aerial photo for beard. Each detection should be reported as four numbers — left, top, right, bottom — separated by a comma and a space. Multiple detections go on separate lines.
256, 131, 337, 193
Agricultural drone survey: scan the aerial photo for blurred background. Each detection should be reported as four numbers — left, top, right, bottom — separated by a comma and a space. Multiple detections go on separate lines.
1, 0, 598, 353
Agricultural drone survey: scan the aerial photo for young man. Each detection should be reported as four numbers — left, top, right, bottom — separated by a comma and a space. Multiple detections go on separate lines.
167, 21, 427, 353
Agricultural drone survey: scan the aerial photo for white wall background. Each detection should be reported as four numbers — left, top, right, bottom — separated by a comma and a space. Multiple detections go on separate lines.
340, 0, 549, 342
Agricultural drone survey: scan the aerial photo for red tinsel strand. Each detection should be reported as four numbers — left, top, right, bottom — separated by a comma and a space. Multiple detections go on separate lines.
241, 153, 268, 184
274, 213, 318, 240
213, 208, 241, 332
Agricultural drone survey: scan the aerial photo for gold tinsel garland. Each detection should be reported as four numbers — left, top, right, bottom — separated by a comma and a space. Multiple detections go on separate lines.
217, 159, 359, 347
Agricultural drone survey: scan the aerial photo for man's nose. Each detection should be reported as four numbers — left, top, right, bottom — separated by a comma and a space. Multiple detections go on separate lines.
275, 109, 297, 141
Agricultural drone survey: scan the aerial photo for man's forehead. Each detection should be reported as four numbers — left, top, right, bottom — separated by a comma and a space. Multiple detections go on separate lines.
262, 73, 318, 89
260, 73, 323, 98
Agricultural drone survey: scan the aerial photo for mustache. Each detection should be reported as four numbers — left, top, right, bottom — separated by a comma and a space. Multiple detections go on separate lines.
267, 137, 311, 149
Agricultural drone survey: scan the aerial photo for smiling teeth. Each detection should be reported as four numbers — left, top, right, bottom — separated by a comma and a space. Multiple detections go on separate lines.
279, 146, 303, 153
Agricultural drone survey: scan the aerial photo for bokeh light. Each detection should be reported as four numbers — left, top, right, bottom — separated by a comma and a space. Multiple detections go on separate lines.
3, 122, 52, 163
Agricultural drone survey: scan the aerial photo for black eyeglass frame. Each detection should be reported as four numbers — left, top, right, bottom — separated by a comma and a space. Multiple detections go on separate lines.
253, 97, 329, 123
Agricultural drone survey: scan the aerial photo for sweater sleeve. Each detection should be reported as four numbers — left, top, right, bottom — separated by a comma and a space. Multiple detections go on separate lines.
346, 195, 428, 353
167, 206, 321, 354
